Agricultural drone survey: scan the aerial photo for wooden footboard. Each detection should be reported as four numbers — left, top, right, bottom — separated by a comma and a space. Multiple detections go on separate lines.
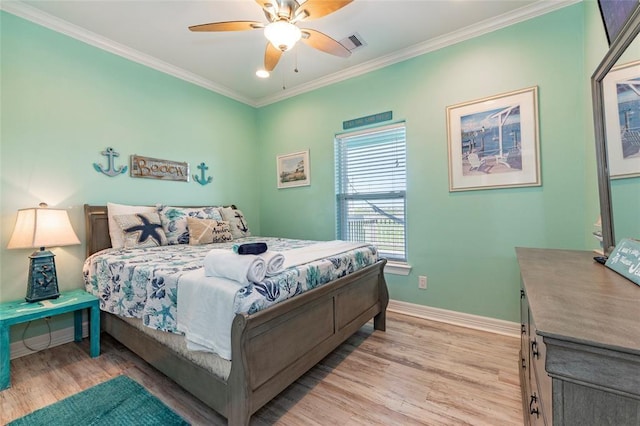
228, 259, 388, 424
84, 204, 388, 425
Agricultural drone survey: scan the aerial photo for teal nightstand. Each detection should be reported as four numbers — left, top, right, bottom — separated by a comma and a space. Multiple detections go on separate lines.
0, 289, 100, 390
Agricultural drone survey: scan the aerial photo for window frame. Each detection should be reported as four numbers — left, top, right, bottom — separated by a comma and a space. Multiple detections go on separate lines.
335, 122, 407, 262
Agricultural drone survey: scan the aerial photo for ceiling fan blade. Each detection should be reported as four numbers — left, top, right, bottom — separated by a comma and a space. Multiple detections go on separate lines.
296, 0, 353, 20
255, 0, 278, 21
189, 21, 263, 32
264, 42, 283, 71
255, 0, 279, 12
301, 29, 351, 58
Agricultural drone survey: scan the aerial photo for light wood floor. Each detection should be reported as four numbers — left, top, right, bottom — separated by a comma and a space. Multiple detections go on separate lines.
1, 312, 523, 425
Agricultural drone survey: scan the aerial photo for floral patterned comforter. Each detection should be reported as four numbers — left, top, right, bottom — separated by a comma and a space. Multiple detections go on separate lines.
83, 237, 378, 334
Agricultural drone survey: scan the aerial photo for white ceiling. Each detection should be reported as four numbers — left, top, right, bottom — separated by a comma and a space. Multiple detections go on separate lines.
2, 0, 577, 107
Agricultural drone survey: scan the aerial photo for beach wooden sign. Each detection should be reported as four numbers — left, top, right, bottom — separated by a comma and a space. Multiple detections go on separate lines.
605, 238, 640, 286
130, 155, 189, 182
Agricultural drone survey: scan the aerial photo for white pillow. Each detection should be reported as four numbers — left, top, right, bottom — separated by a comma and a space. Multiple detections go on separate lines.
107, 202, 156, 249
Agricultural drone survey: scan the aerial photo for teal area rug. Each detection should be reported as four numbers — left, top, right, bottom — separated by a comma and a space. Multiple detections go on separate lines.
9, 375, 189, 425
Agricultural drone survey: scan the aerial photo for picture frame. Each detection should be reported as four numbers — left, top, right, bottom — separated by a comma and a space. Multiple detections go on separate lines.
603, 60, 640, 179
277, 150, 310, 188
446, 86, 540, 192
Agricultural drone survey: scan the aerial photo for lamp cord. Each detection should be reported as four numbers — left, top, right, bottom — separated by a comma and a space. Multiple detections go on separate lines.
21, 318, 52, 352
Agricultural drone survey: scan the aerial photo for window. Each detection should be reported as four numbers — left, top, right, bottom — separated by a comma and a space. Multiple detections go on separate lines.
335, 122, 407, 261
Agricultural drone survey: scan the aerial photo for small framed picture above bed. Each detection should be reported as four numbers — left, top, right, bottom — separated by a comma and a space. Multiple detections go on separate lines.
277, 150, 310, 188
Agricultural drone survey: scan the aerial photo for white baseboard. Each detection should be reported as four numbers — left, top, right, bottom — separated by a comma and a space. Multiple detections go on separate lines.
388, 299, 520, 338
10, 321, 89, 360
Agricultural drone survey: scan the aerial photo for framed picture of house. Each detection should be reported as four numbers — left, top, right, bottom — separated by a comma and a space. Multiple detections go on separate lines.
277, 150, 310, 188
603, 60, 640, 179
446, 86, 540, 192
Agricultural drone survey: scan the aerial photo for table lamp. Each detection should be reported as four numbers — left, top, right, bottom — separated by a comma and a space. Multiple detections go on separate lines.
7, 203, 81, 302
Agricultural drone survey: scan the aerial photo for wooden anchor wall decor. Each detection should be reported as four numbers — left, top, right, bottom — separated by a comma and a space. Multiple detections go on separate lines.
193, 162, 213, 186
93, 148, 209, 185
93, 147, 128, 177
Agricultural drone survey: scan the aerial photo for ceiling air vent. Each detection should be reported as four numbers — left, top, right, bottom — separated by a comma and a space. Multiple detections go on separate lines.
339, 33, 367, 52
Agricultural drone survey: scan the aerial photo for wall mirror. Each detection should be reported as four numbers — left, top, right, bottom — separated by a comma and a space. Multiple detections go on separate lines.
592, 3, 640, 255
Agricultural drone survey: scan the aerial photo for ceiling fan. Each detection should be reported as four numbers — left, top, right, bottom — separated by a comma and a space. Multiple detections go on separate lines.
189, 0, 353, 74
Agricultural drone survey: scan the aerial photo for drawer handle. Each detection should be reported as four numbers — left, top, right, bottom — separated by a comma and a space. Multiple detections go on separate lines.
529, 394, 540, 417
531, 340, 539, 359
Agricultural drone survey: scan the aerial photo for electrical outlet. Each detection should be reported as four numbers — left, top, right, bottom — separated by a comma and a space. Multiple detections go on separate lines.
418, 275, 427, 290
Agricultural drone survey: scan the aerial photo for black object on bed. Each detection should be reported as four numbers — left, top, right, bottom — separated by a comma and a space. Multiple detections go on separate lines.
233, 242, 268, 255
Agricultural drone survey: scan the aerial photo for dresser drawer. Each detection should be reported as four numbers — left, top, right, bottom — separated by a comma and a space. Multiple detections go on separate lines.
530, 333, 552, 425
528, 359, 545, 426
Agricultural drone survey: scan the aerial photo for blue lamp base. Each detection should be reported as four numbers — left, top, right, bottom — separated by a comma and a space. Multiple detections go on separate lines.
25, 249, 60, 303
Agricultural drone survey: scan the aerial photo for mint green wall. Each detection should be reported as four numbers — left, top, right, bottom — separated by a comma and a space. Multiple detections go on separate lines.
1, 1, 613, 337
0, 9, 259, 323
257, 4, 595, 322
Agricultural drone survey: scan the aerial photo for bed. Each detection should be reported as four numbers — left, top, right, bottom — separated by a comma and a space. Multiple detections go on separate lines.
83, 204, 389, 425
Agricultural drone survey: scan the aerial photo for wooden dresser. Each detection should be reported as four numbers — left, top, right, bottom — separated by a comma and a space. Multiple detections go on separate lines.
516, 247, 640, 425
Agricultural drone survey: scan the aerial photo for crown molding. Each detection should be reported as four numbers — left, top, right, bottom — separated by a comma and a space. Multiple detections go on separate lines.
255, 0, 580, 106
2, 0, 580, 108
0, 1, 257, 107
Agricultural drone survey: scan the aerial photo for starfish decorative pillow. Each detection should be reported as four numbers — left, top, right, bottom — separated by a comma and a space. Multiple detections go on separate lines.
114, 212, 168, 248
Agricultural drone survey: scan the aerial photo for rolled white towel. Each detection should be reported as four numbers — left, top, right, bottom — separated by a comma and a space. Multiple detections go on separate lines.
260, 251, 285, 276
203, 249, 266, 284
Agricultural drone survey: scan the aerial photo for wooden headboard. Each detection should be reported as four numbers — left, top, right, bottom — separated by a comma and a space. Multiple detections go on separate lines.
84, 205, 111, 257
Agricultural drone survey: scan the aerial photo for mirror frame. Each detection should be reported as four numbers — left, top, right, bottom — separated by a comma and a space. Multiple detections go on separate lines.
591, 5, 640, 255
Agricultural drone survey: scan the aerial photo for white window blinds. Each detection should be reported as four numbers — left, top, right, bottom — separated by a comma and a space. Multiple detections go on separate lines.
335, 122, 407, 261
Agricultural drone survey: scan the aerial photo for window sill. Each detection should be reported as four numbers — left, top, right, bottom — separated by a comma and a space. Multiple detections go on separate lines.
384, 261, 412, 276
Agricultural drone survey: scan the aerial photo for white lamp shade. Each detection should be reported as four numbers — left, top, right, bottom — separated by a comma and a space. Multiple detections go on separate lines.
264, 21, 301, 51
7, 207, 81, 249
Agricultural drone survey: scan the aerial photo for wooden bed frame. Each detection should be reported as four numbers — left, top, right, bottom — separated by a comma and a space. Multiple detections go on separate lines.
84, 204, 389, 425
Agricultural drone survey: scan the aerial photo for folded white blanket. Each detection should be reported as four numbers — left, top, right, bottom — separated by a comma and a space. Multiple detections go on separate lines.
260, 251, 285, 276
177, 269, 240, 360
204, 249, 266, 284
281, 240, 368, 269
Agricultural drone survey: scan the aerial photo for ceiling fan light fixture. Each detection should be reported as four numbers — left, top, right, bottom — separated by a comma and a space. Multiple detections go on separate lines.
264, 20, 301, 51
